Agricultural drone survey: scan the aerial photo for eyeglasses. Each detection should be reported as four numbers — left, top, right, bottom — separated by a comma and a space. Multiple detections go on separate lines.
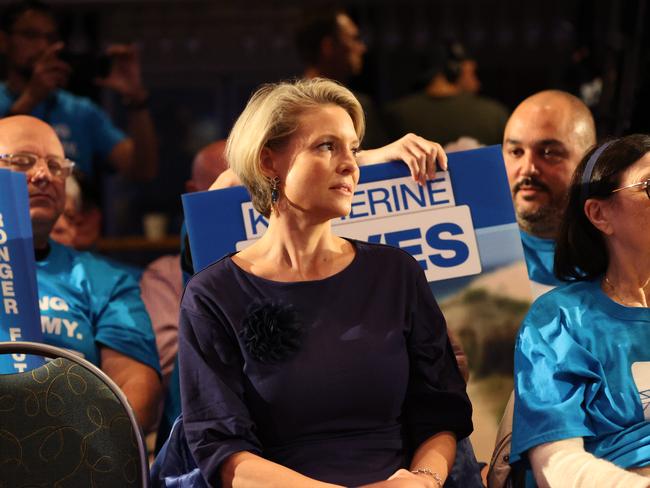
0, 152, 75, 178
611, 178, 650, 199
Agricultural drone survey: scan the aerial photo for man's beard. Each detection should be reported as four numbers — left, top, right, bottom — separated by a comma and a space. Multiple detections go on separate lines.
516, 205, 563, 238
513, 176, 565, 238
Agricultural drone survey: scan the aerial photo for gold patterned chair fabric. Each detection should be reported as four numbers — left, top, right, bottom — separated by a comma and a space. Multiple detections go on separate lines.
0, 341, 149, 488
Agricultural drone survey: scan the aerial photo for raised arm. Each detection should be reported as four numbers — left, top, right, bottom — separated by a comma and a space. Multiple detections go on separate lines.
356, 133, 447, 186
5, 42, 71, 115
208, 133, 447, 191
99, 44, 159, 181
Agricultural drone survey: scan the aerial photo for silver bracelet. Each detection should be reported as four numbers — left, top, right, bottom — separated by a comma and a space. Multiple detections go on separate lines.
411, 468, 443, 487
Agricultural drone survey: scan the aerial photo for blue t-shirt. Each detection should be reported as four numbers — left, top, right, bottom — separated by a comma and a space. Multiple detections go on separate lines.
512, 279, 650, 471
0, 84, 126, 176
36, 240, 160, 373
520, 230, 562, 298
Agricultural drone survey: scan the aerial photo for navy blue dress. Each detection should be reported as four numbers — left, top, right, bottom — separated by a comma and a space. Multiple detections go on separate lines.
178, 240, 472, 487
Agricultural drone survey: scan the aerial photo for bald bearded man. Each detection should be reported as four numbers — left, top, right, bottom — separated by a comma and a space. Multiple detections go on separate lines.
502, 90, 596, 297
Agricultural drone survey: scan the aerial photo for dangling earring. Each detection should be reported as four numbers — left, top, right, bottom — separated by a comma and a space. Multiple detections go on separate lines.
270, 176, 280, 204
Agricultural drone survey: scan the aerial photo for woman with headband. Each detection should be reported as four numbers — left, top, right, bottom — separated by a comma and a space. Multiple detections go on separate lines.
510, 134, 650, 487
176, 78, 472, 488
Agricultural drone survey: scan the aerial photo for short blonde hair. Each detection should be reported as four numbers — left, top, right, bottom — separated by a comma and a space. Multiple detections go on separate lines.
226, 77, 365, 217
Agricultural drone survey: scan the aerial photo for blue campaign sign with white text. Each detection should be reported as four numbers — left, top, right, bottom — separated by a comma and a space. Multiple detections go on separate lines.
0, 169, 44, 372
183, 145, 526, 293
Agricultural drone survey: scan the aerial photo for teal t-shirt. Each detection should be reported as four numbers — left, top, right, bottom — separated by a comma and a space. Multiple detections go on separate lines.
0, 84, 125, 176
512, 279, 650, 471
519, 230, 558, 286
36, 240, 160, 373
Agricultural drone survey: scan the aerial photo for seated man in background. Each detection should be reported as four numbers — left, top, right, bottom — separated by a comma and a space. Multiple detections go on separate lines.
141, 139, 229, 389
50, 168, 102, 250
487, 89, 598, 488
295, 7, 389, 148
0, 115, 162, 433
0, 0, 158, 180
385, 41, 509, 147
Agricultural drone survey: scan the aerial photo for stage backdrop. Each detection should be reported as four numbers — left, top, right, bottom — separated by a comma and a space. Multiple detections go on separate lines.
0, 169, 44, 373
182, 146, 533, 461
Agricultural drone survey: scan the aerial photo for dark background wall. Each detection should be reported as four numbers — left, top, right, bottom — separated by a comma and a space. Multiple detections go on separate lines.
1, 0, 648, 236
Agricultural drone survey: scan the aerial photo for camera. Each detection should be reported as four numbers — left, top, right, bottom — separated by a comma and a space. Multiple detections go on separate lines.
58, 51, 112, 79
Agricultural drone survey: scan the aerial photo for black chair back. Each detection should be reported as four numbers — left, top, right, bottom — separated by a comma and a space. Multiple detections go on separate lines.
0, 341, 149, 487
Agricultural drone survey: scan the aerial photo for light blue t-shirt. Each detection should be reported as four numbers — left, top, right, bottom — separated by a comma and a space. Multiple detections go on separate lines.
512, 279, 650, 471
0, 84, 126, 176
520, 230, 562, 298
36, 240, 160, 373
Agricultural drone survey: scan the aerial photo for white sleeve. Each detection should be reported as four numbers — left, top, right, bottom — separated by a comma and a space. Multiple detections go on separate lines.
529, 438, 650, 488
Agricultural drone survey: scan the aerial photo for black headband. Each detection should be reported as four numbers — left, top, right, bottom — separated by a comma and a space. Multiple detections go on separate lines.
580, 141, 614, 204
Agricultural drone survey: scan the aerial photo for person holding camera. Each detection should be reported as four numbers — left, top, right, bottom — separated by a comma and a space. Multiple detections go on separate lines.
0, 0, 158, 181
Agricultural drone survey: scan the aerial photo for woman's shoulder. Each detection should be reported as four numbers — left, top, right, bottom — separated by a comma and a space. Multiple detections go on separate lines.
183, 254, 238, 298
180, 254, 252, 324
521, 280, 601, 335
352, 239, 422, 272
532, 279, 600, 310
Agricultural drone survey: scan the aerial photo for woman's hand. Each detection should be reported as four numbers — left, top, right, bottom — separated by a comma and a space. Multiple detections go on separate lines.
357, 469, 436, 488
388, 469, 437, 487
356, 133, 448, 186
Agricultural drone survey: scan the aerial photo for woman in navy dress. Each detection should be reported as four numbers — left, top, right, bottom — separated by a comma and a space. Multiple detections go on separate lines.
178, 78, 472, 488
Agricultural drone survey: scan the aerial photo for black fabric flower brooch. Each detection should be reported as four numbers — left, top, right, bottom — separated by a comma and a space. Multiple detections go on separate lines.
240, 300, 303, 363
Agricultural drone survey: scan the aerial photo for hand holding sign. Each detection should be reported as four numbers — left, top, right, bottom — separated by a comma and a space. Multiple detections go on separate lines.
357, 133, 448, 186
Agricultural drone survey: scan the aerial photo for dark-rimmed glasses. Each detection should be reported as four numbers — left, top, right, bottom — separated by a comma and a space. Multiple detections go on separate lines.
0, 152, 75, 179
611, 178, 650, 199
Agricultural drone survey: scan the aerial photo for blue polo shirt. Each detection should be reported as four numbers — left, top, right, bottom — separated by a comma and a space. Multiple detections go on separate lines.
0, 84, 125, 176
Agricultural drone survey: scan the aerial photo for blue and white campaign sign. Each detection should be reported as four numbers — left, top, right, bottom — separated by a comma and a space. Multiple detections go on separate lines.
0, 168, 44, 373
183, 145, 533, 461
235, 173, 481, 282
183, 145, 525, 289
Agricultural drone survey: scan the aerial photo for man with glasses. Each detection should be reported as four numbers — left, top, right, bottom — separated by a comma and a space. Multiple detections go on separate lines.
295, 7, 389, 148
0, 0, 158, 180
0, 115, 162, 433
502, 89, 597, 298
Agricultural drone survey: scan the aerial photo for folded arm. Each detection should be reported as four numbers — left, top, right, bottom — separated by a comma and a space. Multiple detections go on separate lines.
221, 451, 341, 488
530, 437, 650, 488
100, 346, 162, 433
222, 449, 446, 488
101, 44, 159, 180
